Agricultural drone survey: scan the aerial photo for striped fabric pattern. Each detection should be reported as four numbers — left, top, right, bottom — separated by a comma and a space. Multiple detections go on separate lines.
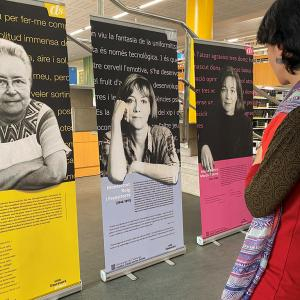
222, 213, 280, 300
0, 100, 42, 142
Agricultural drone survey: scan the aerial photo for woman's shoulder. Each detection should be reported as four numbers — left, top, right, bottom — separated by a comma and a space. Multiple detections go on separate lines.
30, 100, 54, 120
150, 125, 173, 137
103, 130, 112, 140
33, 100, 56, 124
286, 106, 300, 126
30, 99, 51, 111
236, 113, 252, 127
274, 106, 300, 138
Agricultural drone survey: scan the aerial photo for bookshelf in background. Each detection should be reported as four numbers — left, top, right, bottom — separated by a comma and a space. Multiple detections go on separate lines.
252, 86, 289, 153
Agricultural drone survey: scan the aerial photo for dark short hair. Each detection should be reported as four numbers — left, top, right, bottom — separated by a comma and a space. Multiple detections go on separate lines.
217, 66, 244, 114
257, 0, 300, 74
117, 73, 157, 122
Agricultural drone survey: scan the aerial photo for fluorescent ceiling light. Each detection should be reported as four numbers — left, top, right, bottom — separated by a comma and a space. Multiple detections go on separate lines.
70, 25, 91, 36
112, 12, 129, 19
113, 0, 165, 18
70, 0, 165, 36
140, 0, 164, 9
70, 28, 84, 36
240, 16, 263, 24
227, 38, 239, 43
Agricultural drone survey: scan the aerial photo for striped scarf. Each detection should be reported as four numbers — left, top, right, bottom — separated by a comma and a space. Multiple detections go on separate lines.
221, 81, 300, 300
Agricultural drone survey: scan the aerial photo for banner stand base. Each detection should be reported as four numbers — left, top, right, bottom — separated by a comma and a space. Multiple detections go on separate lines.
100, 246, 186, 282
212, 240, 221, 247
197, 224, 250, 246
165, 259, 175, 266
126, 273, 138, 281
38, 281, 82, 300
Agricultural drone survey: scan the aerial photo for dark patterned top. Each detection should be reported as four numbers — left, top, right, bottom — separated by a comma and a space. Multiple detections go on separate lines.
245, 106, 300, 217
198, 112, 253, 161
0, 100, 42, 142
100, 125, 179, 177
0, 100, 70, 170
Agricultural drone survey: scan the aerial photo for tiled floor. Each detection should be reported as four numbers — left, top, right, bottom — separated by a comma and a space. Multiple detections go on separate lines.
64, 176, 245, 300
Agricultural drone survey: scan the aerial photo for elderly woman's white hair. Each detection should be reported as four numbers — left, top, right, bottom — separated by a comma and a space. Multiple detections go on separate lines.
0, 38, 32, 79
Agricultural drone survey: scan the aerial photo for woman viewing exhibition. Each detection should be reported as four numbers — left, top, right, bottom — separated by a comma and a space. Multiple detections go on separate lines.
200, 66, 252, 173
0, 38, 70, 190
101, 73, 179, 184
222, 0, 300, 299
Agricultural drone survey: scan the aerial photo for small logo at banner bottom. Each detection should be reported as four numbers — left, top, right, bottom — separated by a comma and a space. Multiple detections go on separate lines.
165, 243, 176, 251
50, 278, 67, 290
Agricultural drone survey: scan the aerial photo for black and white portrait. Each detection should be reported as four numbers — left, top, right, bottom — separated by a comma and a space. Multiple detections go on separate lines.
199, 66, 252, 173
101, 73, 179, 184
0, 38, 70, 190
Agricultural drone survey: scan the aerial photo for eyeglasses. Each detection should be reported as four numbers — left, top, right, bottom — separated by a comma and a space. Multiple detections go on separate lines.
0, 78, 28, 90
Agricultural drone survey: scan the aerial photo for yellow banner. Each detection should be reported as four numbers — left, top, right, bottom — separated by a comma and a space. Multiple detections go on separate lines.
44, 3, 66, 19
0, 182, 80, 299
189, 39, 197, 123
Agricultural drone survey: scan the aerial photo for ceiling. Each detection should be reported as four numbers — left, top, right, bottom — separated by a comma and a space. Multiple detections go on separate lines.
64, 0, 275, 63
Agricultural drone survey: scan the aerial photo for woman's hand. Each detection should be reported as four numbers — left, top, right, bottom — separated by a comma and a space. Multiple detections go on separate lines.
128, 161, 142, 174
108, 100, 128, 183
14, 151, 67, 190
112, 100, 128, 126
128, 161, 179, 184
0, 156, 45, 190
201, 145, 214, 174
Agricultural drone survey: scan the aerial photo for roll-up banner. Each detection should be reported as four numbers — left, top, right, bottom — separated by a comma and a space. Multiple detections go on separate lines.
194, 40, 253, 245
90, 16, 185, 281
0, 0, 81, 298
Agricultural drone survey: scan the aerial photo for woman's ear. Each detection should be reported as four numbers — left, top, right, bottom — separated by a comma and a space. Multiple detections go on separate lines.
275, 45, 283, 64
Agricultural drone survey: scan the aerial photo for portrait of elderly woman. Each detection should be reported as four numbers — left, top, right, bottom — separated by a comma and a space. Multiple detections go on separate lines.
0, 39, 70, 190
199, 66, 252, 173
101, 73, 179, 185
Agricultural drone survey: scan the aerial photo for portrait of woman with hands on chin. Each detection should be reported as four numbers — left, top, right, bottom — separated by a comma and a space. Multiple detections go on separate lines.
101, 73, 179, 185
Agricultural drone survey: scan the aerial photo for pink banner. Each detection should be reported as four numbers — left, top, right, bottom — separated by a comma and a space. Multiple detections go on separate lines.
199, 157, 252, 239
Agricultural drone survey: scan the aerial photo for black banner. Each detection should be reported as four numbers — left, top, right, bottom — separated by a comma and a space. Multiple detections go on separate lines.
0, 0, 74, 188
195, 42, 253, 164
91, 18, 180, 176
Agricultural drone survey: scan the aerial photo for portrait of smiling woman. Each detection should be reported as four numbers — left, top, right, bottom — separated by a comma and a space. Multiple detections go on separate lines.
0, 38, 70, 190
199, 66, 252, 173
101, 73, 179, 185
